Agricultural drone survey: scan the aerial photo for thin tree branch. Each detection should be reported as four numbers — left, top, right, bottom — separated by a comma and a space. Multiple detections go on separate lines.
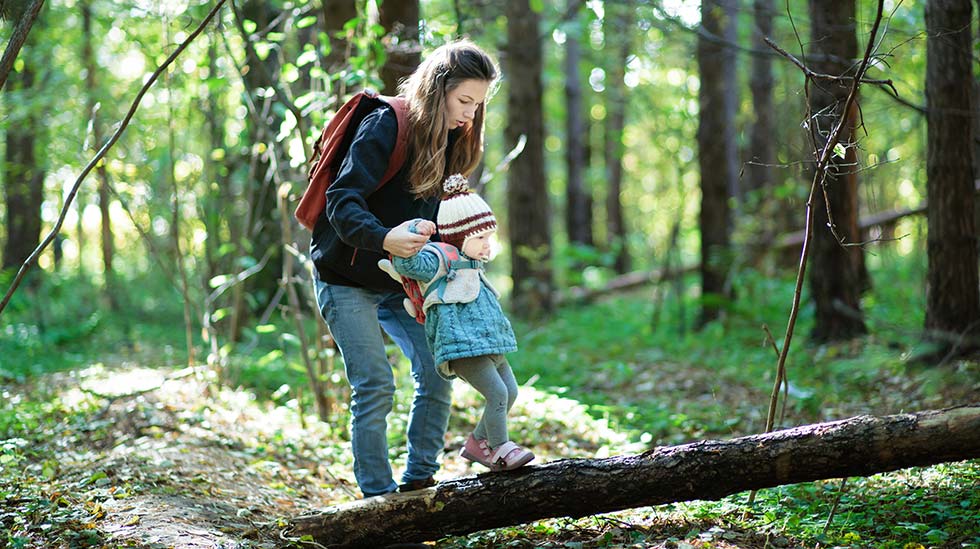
0, 0, 46, 91
764, 37, 897, 94
744, 0, 886, 510
766, 0, 886, 432
0, 0, 228, 317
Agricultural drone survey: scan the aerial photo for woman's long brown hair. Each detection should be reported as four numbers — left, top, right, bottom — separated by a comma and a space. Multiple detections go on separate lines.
398, 40, 499, 199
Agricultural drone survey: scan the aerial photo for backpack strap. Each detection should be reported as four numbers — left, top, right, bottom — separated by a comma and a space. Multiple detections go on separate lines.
377, 94, 410, 192
422, 243, 482, 301
294, 91, 411, 231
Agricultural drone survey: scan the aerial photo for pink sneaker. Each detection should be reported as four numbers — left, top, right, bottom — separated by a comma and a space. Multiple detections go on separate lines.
459, 433, 492, 467
489, 441, 535, 471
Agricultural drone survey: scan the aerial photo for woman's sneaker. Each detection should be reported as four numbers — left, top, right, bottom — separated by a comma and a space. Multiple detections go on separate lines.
398, 476, 436, 492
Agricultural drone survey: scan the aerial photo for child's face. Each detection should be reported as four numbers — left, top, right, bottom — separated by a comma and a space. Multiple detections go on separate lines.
463, 230, 495, 260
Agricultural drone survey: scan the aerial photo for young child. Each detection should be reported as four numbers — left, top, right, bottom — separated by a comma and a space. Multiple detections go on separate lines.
384, 174, 535, 472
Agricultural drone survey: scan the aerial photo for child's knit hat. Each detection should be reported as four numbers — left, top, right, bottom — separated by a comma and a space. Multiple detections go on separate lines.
437, 174, 497, 251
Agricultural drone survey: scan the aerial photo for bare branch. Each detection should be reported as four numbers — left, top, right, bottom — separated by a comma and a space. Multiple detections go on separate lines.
760, 0, 887, 443
764, 37, 897, 94
0, 0, 228, 317
0, 0, 45, 91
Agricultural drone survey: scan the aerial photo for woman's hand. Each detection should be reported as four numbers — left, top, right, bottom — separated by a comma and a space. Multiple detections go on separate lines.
411, 220, 436, 236
384, 219, 432, 258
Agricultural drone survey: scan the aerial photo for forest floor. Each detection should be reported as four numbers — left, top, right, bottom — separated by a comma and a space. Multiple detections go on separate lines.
4, 271, 980, 548
3, 346, 979, 549
4, 358, 778, 549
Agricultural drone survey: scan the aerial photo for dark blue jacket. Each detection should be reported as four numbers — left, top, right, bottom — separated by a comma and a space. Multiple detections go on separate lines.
310, 105, 455, 291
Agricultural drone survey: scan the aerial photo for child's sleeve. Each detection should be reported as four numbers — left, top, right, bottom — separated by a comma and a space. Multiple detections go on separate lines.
392, 248, 440, 283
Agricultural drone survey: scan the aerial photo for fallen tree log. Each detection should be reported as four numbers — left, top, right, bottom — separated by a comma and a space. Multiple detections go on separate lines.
555, 202, 932, 305
288, 405, 980, 548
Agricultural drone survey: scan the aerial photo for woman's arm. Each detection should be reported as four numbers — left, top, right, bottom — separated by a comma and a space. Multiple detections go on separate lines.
325, 107, 402, 253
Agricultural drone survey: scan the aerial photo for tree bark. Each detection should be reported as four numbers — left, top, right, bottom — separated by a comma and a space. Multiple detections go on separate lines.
746, 0, 774, 198
228, 0, 286, 342
289, 406, 980, 548
696, 0, 738, 327
2, 27, 44, 273
603, 0, 633, 274
379, 0, 420, 96
0, 0, 45, 92
505, 0, 553, 317
806, 0, 868, 342
81, 1, 118, 311
925, 0, 980, 350
564, 13, 593, 247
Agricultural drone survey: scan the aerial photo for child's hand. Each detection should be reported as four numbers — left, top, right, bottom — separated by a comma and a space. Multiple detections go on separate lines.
412, 219, 437, 237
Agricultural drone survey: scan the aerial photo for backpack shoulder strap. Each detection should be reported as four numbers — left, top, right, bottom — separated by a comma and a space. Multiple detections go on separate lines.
294, 91, 411, 231
295, 91, 375, 231
376, 94, 410, 192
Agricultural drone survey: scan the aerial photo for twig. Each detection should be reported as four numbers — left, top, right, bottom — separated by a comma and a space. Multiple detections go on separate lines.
473, 134, 526, 194
764, 37, 897, 95
765, 0, 884, 433
0, 0, 228, 317
0, 0, 46, 91
745, 0, 886, 513
823, 478, 849, 534
762, 324, 789, 426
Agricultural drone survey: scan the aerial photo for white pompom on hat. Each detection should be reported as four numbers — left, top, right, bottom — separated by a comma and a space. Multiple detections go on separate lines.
437, 174, 497, 251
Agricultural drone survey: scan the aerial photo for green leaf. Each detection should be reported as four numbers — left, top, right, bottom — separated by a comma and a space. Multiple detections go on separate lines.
296, 49, 318, 67
256, 324, 277, 334
281, 63, 300, 84
211, 308, 229, 322
209, 274, 231, 288
257, 350, 284, 367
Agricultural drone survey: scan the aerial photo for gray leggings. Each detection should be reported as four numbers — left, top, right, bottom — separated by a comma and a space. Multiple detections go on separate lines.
450, 354, 518, 448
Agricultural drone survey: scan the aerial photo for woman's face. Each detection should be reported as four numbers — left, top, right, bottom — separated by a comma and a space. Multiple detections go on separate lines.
444, 79, 490, 130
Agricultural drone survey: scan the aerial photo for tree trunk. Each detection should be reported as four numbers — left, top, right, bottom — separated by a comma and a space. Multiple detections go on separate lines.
806, 0, 868, 342
696, 0, 737, 327
925, 0, 980, 349
379, 0, 419, 96
746, 0, 774, 198
564, 13, 592, 247
289, 406, 980, 548
604, 0, 633, 274
2, 36, 44, 274
505, 0, 553, 317
320, 0, 358, 106
0, 0, 45, 92
81, 1, 118, 311
229, 0, 286, 342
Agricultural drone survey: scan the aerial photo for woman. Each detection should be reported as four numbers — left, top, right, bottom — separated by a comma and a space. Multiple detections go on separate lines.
310, 39, 499, 497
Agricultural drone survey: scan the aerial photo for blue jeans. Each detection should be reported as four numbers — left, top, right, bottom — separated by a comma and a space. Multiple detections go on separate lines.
315, 280, 452, 497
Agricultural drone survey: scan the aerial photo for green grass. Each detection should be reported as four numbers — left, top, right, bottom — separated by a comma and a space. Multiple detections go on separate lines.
2, 245, 978, 548
507, 246, 966, 445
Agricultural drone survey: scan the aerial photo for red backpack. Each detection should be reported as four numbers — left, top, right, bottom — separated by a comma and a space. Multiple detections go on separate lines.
294, 90, 410, 231
296, 90, 428, 322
